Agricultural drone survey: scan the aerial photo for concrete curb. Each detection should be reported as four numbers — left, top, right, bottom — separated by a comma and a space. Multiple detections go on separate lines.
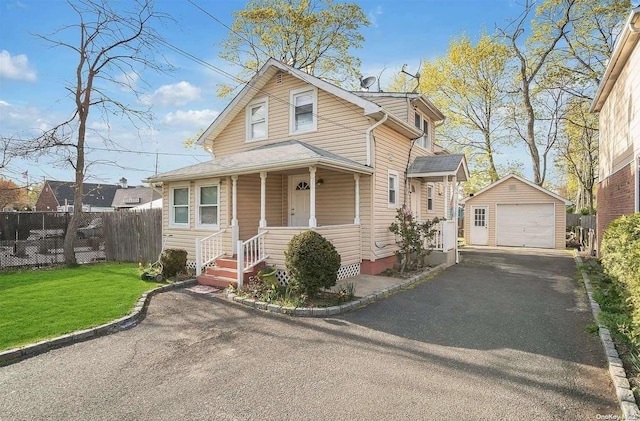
224, 262, 450, 317
0, 278, 197, 367
574, 252, 640, 421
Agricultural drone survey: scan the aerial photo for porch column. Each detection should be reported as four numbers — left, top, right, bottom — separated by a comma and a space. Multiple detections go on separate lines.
231, 175, 239, 254
354, 174, 361, 224
309, 166, 317, 228
442, 176, 449, 220
259, 172, 267, 228
453, 176, 459, 264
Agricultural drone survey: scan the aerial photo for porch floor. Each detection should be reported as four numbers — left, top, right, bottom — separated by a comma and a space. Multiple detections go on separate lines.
330, 274, 404, 298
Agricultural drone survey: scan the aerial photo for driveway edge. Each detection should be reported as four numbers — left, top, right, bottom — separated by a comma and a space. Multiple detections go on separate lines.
223, 262, 450, 317
574, 252, 640, 420
0, 279, 197, 367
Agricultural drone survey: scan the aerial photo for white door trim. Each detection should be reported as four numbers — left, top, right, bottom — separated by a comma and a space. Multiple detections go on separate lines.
288, 174, 310, 227
410, 180, 421, 221
470, 205, 489, 245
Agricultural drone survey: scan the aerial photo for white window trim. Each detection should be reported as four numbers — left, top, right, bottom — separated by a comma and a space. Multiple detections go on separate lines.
289, 86, 317, 135
169, 184, 190, 228
245, 97, 268, 142
388, 170, 399, 208
195, 181, 221, 230
413, 111, 431, 152
427, 183, 434, 212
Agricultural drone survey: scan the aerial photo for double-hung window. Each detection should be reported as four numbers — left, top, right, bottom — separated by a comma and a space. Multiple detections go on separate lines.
246, 98, 268, 141
197, 183, 220, 229
290, 87, 317, 133
427, 184, 434, 212
414, 112, 431, 151
388, 170, 399, 208
170, 186, 189, 227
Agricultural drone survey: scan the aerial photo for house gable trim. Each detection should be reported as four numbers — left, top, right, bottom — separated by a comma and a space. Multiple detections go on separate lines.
460, 174, 572, 204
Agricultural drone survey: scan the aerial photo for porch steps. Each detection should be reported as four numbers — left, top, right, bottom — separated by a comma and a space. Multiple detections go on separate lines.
196, 257, 265, 289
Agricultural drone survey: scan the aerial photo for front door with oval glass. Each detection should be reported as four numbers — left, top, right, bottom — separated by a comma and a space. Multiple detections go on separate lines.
289, 175, 310, 227
470, 206, 489, 245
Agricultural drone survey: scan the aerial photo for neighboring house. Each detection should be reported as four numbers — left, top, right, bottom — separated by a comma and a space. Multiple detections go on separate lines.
131, 198, 163, 210
461, 174, 571, 249
112, 186, 162, 210
591, 5, 640, 250
147, 58, 468, 287
35, 180, 118, 212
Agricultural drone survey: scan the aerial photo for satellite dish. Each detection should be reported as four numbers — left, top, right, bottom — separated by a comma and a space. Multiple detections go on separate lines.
360, 76, 377, 90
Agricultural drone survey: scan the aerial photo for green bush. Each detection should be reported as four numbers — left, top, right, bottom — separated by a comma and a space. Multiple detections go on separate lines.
601, 213, 640, 324
161, 248, 188, 278
285, 230, 341, 297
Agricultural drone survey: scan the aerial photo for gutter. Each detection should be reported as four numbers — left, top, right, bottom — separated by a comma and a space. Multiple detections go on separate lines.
366, 112, 388, 166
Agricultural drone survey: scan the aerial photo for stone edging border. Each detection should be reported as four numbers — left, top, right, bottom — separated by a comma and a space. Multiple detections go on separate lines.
0, 279, 198, 368
574, 252, 640, 420
223, 263, 450, 317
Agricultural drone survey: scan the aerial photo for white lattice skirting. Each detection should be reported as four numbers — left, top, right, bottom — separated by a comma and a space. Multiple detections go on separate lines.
275, 263, 361, 286
187, 260, 216, 271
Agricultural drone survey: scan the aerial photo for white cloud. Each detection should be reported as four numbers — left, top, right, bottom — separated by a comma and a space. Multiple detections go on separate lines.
141, 81, 200, 106
0, 50, 36, 82
0, 100, 10, 106
368, 5, 383, 28
115, 71, 140, 92
162, 109, 219, 127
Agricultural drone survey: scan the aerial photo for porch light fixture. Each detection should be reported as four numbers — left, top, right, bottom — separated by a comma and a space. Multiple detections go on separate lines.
437, 183, 443, 195
316, 178, 324, 186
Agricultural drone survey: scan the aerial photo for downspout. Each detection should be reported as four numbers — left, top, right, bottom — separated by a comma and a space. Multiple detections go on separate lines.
366, 112, 388, 167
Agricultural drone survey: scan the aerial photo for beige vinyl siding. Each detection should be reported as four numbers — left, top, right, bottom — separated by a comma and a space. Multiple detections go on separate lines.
463, 178, 566, 249
599, 40, 640, 180
315, 169, 356, 225
209, 73, 370, 163
372, 125, 417, 258
237, 174, 260, 240
162, 178, 231, 260
261, 225, 362, 269
370, 97, 409, 122
265, 174, 285, 227
359, 174, 372, 261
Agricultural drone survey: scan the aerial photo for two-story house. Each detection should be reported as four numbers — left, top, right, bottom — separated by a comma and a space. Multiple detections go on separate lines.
591, 5, 640, 250
147, 58, 468, 287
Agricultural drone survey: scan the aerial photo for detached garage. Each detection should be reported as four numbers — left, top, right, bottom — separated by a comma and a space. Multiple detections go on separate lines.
461, 174, 571, 249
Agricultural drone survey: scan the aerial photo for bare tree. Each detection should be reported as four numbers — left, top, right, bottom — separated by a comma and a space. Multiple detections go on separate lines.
10, 0, 171, 265
499, 0, 576, 185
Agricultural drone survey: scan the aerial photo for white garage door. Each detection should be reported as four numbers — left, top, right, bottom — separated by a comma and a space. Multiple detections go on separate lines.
496, 203, 555, 248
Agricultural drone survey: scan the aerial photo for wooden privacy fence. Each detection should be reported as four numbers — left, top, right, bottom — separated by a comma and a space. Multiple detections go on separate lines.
103, 209, 162, 263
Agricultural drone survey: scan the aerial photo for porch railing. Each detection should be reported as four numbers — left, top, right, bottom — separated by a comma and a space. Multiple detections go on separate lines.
236, 230, 269, 288
430, 220, 456, 252
195, 230, 225, 276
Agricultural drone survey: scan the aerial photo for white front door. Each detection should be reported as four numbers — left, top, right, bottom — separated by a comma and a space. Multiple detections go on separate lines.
470, 206, 489, 245
289, 175, 310, 226
410, 181, 421, 220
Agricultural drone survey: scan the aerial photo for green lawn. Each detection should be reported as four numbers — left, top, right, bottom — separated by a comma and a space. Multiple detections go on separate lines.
0, 263, 162, 351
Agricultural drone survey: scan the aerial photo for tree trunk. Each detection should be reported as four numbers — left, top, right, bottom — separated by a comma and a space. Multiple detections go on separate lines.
484, 132, 499, 182
522, 82, 542, 185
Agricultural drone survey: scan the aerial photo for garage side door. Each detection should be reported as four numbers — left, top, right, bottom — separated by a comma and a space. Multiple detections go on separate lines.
496, 203, 555, 248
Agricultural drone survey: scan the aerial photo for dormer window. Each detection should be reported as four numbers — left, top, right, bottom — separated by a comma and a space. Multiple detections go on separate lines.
290, 87, 317, 134
414, 112, 431, 151
246, 97, 268, 141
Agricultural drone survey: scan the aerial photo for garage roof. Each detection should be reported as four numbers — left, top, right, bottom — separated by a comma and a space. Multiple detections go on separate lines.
460, 174, 572, 204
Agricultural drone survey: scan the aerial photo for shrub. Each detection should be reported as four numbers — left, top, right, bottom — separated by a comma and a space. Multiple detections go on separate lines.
389, 207, 440, 273
285, 230, 341, 297
161, 248, 188, 278
601, 213, 640, 324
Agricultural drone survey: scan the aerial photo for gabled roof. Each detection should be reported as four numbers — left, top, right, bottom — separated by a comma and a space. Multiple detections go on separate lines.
407, 154, 469, 181
111, 186, 162, 208
146, 140, 373, 183
44, 180, 119, 208
459, 174, 572, 204
195, 58, 421, 147
352, 91, 445, 122
591, 6, 640, 112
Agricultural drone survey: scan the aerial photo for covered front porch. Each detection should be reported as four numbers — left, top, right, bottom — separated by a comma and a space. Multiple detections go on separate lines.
191, 141, 373, 287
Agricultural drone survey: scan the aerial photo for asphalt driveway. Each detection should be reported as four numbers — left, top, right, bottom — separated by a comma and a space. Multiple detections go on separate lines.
0, 247, 617, 420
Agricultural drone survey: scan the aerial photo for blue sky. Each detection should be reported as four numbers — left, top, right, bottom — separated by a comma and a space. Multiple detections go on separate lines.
0, 0, 522, 187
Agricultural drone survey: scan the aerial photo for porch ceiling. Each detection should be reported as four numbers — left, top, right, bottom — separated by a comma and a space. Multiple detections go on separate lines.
147, 140, 373, 183
407, 153, 469, 182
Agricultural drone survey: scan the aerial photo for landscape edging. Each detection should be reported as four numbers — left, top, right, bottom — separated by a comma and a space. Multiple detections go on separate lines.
224, 262, 450, 317
0, 278, 197, 367
574, 252, 640, 421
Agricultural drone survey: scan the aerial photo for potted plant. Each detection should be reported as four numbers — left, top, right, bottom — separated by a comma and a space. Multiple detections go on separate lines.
257, 265, 278, 288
